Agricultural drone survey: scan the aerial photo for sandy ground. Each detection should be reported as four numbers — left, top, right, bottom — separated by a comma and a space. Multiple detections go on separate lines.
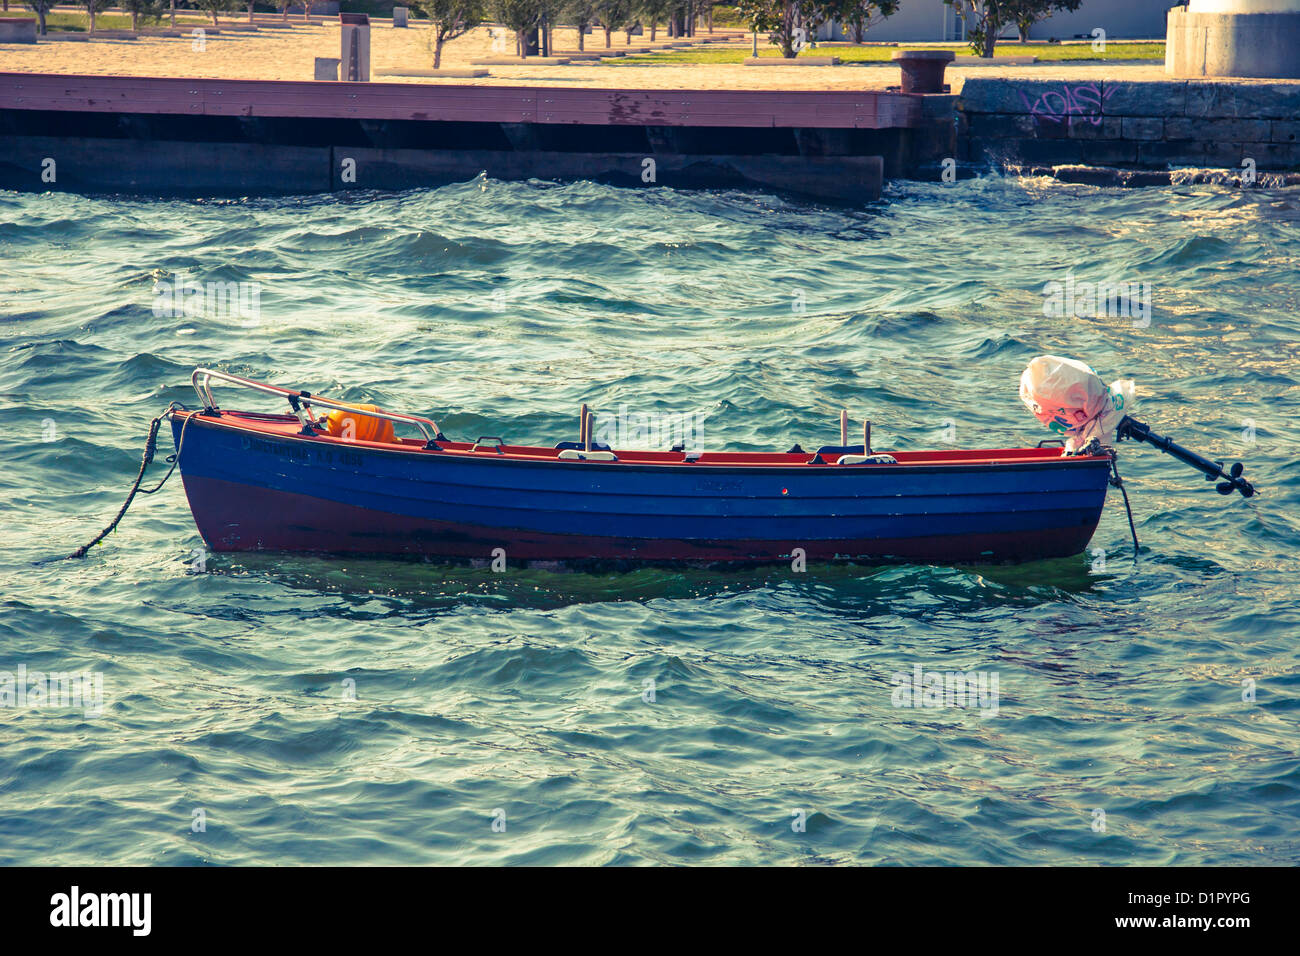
0, 21, 1202, 91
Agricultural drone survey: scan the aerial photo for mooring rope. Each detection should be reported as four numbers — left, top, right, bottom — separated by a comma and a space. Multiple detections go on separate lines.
1109, 455, 1140, 560
66, 405, 192, 560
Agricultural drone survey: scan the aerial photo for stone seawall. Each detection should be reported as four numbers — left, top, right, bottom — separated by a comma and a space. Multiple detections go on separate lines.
958, 78, 1300, 174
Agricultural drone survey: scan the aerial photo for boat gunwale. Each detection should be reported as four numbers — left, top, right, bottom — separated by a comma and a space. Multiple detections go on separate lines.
175, 409, 1114, 475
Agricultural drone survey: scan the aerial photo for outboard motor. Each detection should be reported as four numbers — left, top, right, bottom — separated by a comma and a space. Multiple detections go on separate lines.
1020, 355, 1255, 499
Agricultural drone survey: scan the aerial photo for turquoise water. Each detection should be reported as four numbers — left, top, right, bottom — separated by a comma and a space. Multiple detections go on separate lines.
1, 177, 1298, 865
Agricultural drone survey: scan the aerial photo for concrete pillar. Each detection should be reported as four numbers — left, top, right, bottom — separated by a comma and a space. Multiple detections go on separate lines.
392, 6, 407, 27
339, 13, 370, 82
1167, 0, 1300, 78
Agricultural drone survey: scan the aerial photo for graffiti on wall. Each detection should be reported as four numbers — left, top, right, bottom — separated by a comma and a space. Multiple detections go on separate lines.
1018, 83, 1116, 127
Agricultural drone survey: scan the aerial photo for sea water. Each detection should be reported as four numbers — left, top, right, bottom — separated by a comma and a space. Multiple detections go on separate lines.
0, 176, 1297, 864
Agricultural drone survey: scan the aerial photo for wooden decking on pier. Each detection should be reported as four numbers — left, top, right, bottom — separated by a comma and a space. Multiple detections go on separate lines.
0, 72, 923, 130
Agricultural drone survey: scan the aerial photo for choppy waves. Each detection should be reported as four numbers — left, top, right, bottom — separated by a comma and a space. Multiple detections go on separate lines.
0, 176, 1297, 864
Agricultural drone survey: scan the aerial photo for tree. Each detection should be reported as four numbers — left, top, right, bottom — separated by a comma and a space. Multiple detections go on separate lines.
491, 0, 543, 56
538, 0, 561, 53
593, 0, 631, 48
667, 0, 686, 37
944, 0, 999, 57
414, 0, 484, 68
121, 0, 165, 31
735, 0, 834, 58
1005, 0, 1080, 43
671, 0, 699, 36
565, 0, 596, 50
195, 0, 230, 26
79, 0, 110, 32
944, 0, 1078, 57
638, 0, 672, 40
23, 0, 57, 33
832, 0, 897, 44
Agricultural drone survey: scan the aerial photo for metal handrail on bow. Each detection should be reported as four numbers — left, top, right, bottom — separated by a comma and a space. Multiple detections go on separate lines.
190, 368, 444, 448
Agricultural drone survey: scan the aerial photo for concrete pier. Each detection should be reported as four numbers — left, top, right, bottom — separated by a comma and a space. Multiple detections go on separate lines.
0, 72, 954, 201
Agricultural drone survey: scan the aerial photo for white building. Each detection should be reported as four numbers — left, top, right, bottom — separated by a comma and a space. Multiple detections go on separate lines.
818, 0, 1174, 42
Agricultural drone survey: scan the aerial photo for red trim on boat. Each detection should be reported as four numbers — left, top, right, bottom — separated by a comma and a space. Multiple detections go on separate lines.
177, 409, 1104, 471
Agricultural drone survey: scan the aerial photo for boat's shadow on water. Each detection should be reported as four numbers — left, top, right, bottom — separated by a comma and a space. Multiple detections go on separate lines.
195, 551, 1109, 614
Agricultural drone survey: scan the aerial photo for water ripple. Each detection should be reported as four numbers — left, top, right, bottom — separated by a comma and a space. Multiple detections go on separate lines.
0, 176, 1297, 864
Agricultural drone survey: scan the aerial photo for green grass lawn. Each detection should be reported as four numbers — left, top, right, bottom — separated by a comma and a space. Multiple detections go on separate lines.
1010, 41, 1165, 61
605, 40, 1165, 66
10, 12, 222, 33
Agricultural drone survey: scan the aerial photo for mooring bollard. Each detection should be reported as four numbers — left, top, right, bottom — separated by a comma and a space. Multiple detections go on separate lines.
392, 6, 407, 27
890, 50, 955, 94
314, 56, 340, 80
339, 13, 370, 82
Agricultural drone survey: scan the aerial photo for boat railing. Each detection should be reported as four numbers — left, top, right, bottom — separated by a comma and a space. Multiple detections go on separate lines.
190, 368, 444, 447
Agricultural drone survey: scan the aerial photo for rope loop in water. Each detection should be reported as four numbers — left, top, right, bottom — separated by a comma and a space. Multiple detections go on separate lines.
65, 404, 191, 560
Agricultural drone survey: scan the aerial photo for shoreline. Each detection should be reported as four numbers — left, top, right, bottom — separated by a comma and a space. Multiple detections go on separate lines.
1, 23, 1296, 196
0, 22, 1180, 90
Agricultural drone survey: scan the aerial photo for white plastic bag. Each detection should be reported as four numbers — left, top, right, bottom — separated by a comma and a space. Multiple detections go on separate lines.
1019, 355, 1136, 452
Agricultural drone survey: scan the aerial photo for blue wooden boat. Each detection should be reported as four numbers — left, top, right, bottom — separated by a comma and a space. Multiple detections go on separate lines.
164, 369, 1117, 566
